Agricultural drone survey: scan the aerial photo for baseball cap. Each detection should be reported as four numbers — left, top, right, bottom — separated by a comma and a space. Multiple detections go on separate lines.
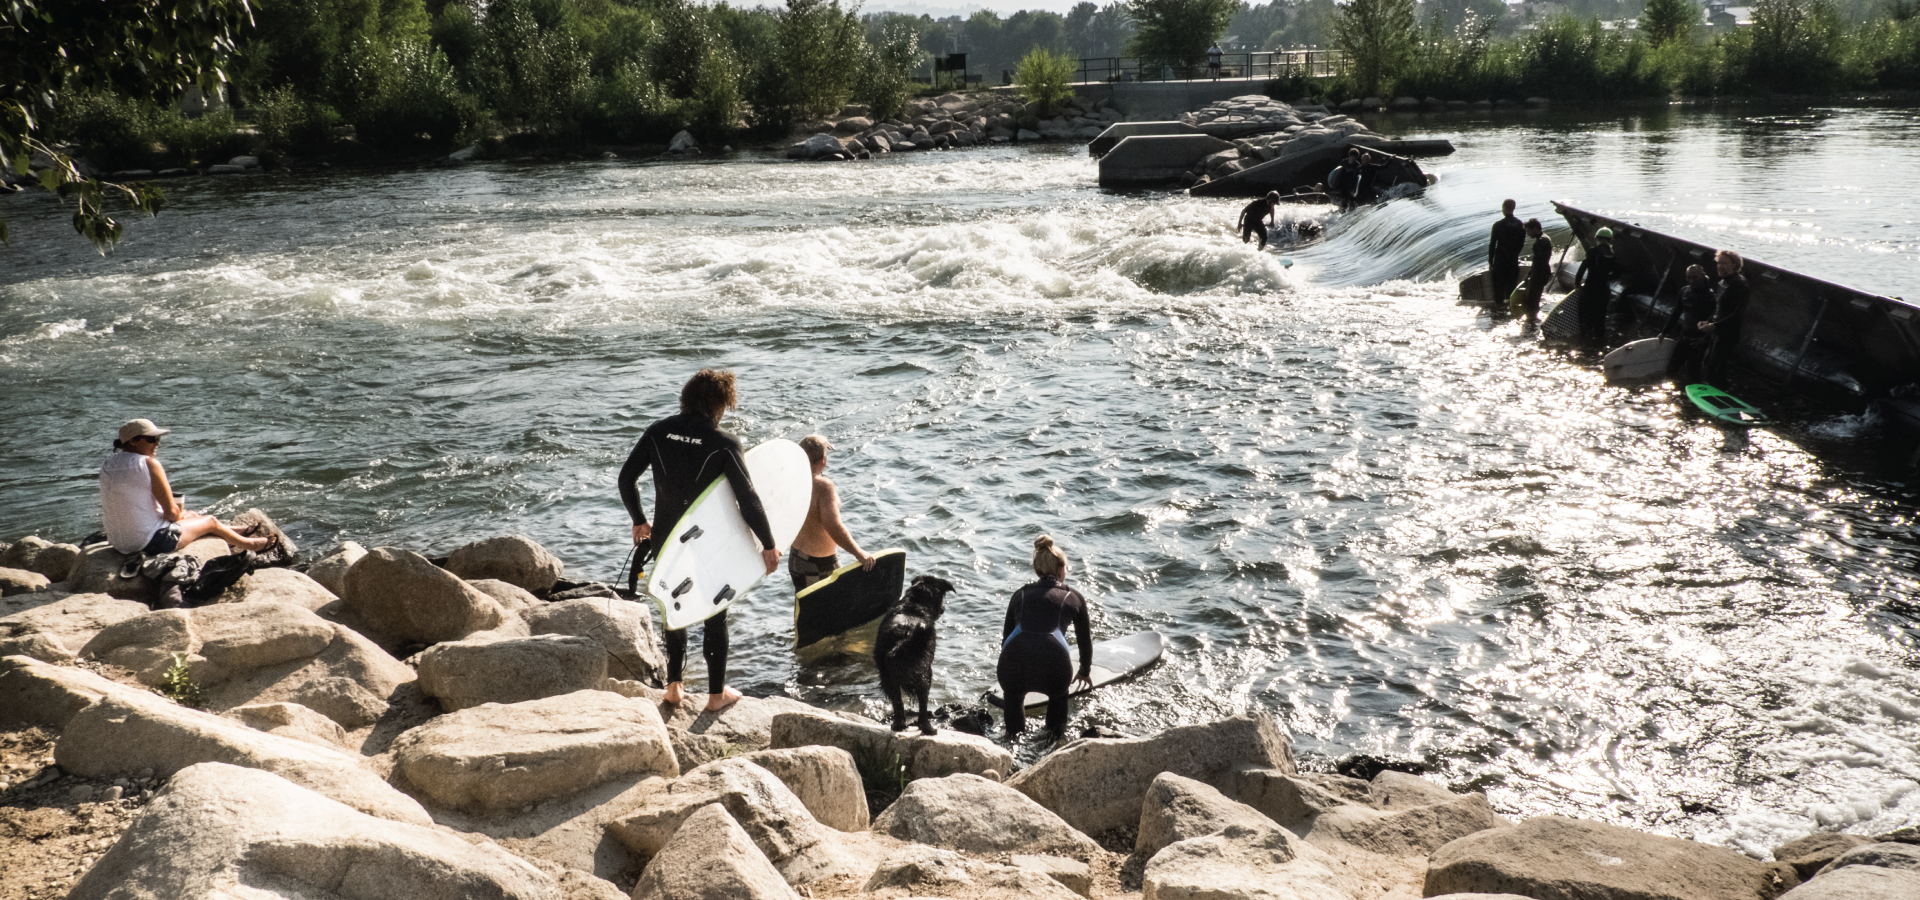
117, 419, 171, 442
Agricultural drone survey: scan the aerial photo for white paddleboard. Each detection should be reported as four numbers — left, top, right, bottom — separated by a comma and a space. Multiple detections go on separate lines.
1602, 337, 1679, 383
988, 629, 1165, 710
647, 439, 811, 631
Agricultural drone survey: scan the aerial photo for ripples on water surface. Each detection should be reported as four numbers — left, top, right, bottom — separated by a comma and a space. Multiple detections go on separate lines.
4, 105, 1918, 854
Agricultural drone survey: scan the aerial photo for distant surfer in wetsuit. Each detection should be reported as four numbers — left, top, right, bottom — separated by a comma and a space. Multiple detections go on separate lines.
789, 434, 875, 591
1667, 264, 1716, 381
1518, 218, 1552, 320
998, 535, 1094, 737
1238, 192, 1281, 250
1488, 200, 1526, 308
1328, 151, 1360, 209
618, 368, 780, 712
1700, 249, 1749, 384
1574, 227, 1619, 347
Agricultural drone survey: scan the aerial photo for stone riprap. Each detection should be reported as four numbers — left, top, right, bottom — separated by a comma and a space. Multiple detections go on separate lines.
0, 527, 1892, 900
781, 93, 1124, 161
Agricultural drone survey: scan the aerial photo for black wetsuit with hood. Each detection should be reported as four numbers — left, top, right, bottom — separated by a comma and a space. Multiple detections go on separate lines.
618, 411, 776, 693
997, 576, 1093, 735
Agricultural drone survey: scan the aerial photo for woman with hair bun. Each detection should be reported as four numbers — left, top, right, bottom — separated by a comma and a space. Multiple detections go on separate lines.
997, 535, 1094, 737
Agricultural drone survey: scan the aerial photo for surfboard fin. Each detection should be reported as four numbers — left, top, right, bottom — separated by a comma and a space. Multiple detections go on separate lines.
679, 525, 704, 543
671, 578, 693, 598
712, 585, 735, 606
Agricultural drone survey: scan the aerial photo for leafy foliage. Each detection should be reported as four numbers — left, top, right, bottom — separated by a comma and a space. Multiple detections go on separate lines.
846, 739, 909, 815
1640, 0, 1700, 46
160, 652, 204, 708
1335, 0, 1420, 96
1016, 48, 1079, 116
3, 0, 254, 250
860, 21, 926, 121
1749, 0, 1846, 90
1124, 0, 1237, 66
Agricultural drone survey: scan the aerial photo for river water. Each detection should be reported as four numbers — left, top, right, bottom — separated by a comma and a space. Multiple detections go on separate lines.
3, 104, 1917, 855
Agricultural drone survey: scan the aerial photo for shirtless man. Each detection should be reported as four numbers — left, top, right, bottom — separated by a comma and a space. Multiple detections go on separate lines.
789, 435, 875, 591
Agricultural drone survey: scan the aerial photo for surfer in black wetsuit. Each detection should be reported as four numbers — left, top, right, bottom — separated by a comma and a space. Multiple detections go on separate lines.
1667, 264, 1716, 382
1700, 249, 1750, 384
1328, 151, 1360, 209
1488, 200, 1526, 310
1574, 227, 1619, 347
1238, 192, 1280, 250
618, 368, 779, 712
1519, 219, 1552, 320
997, 535, 1094, 738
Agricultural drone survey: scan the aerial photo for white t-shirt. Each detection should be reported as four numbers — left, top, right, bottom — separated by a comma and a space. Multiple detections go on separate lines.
100, 450, 168, 553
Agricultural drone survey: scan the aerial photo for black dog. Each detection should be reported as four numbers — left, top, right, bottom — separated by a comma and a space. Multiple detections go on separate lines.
874, 574, 955, 735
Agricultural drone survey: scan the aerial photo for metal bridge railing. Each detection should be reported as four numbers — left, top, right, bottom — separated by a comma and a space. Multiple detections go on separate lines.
1073, 51, 1348, 85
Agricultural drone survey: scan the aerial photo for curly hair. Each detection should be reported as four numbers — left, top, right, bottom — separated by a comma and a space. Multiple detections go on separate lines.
679, 368, 738, 420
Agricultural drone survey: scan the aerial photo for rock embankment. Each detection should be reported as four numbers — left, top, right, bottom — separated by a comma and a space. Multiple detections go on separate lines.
781, 93, 1125, 161
1175, 95, 1390, 190
2, 527, 1914, 900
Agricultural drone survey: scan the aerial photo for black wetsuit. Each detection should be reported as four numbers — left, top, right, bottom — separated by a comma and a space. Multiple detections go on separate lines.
1239, 198, 1274, 249
1329, 162, 1359, 206
617, 411, 775, 694
1667, 279, 1718, 381
1488, 214, 1526, 307
1703, 272, 1749, 383
1575, 242, 1619, 346
1521, 233, 1553, 318
997, 576, 1093, 735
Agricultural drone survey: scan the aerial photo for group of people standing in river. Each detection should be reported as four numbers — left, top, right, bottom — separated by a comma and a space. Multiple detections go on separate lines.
615, 368, 1093, 736
1486, 200, 1750, 384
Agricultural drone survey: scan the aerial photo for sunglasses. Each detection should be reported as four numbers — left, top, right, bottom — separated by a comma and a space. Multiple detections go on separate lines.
135, 435, 161, 444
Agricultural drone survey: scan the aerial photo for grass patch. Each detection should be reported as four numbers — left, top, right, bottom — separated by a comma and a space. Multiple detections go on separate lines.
847, 739, 909, 815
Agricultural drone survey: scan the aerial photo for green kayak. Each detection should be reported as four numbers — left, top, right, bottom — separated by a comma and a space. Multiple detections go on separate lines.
1685, 384, 1771, 427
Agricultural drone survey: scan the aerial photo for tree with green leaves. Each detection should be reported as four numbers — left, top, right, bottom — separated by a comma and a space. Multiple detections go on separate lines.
1124, 0, 1237, 66
1640, 0, 1700, 45
1015, 47, 1078, 115
1334, 0, 1420, 96
3, 0, 255, 250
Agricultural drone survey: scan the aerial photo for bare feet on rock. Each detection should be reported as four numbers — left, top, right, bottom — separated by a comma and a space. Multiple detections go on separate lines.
662, 682, 685, 706
704, 685, 742, 713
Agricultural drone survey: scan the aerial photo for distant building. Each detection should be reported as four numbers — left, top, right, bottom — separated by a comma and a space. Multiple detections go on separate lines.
1706, 0, 1751, 31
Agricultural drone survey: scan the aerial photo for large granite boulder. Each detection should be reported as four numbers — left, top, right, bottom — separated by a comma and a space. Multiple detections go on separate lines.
739, 746, 869, 832
0, 536, 81, 582
68, 763, 555, 900
1778, 863, 1920, 899
1773, 834, 1874, 879
78, 601, 415, 728
1424, 816, 1798, 900
606, 757, 858, 885
1819, 841, 1920, 874
391, 690, 677, 812
524, 598, 665, 686
447, 535, 565, 595
417, 634, 606, 712
1138, 772, 1278, 857
473, 578, 543, 614
222, 701, 353, 749
0, 654, 152, 729
1230, 768, 1371, 829
0, 592, 148, 663
1006, 713, 1295, 839
0, 566, 50, 596
305, 540, 366, 596
874, 773, 1101, 856
1144, 823, 1366, 900
63, 543, 151, 600
56, 693, 431, 824
636, 691, 827, 772
769, 709, 1012, 781
341, 546, 507, 644
632, 803, 799, 900
863, 845, 1084, 899
227, 567, 337, 610
1301, 793, 1507, 857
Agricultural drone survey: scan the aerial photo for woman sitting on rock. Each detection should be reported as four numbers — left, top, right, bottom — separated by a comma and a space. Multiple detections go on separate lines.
998, 535, 1095, 737
100, 419, 272, 556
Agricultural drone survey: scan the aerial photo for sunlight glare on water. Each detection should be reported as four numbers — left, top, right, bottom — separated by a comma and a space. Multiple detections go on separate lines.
3, 105, 1918, 857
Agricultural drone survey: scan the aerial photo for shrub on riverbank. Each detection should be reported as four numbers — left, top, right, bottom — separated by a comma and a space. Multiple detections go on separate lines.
1333, 0, 1920, 101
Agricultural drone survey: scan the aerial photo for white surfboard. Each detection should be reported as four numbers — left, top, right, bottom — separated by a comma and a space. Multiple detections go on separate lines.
1602, 337, 1679, 384
647, 439, 811, 631
987, 629, 1165, 710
